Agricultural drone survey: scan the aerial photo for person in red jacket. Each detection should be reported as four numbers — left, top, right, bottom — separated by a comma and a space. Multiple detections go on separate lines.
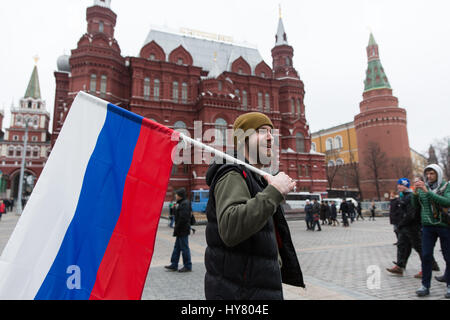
0, 200, 5, 221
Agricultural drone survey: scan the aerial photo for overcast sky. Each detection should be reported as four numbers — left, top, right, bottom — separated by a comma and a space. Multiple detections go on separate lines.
1, 0, 449, 154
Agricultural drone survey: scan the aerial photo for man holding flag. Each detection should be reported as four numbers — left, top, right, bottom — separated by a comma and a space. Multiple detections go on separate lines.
204, 112, 304, 300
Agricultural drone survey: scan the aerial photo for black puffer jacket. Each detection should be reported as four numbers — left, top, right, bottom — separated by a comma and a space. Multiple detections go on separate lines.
173, 190, 191, 237
204, 161, 304, 300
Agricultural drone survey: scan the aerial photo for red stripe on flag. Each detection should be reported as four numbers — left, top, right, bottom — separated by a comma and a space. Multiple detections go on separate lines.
89, 119, 179, 300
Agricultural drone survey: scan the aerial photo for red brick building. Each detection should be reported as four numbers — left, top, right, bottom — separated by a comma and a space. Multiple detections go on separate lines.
53, 0, 327, 199
0, 62, 52, 200
354, 33, 412, 200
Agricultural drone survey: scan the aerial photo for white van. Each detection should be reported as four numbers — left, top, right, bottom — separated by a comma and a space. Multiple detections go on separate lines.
283, 192, 322, 212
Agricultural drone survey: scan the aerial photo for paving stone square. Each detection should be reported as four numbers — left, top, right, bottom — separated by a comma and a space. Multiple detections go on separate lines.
0, 212, 448, 300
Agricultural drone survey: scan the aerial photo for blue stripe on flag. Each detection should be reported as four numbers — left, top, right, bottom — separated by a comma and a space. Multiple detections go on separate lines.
35, 104, 143, 300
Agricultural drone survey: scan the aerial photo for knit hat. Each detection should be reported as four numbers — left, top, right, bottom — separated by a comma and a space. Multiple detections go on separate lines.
397, 178, 410, 188
233, 112, 273, 147
174, 187, 186, 199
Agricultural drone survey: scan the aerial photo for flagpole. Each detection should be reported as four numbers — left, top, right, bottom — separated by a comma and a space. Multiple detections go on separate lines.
76, 92, 274, 178
178, 133, 274, 178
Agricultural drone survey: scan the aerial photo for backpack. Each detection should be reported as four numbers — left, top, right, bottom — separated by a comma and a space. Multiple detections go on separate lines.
435, 182, 450, 225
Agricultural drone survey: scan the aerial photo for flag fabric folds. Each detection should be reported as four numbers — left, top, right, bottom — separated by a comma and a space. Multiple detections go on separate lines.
0, 91, 179, 300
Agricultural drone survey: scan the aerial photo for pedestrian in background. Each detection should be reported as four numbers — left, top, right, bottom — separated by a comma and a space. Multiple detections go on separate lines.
340, 198, 349, 227
165, 187, 193, 273
311, 199, 322, 231
320, 201, 328, 225
369, 201, 376, 221
0, 200, 4, 221
304, 200, 313, 231
356, 200, 364, 221
330, 201, 339, 226
348, 199, 355, 223
168, 194, 176, 228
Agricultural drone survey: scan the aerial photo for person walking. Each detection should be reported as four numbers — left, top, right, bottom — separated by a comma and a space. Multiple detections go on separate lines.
413, 164, 450, 298
311, 199, 322, 231
165, 188, 193, 273
356, 200, 364, 221
330, 201, 339, 226
386, 178, 423, 278
320, 201, 328, 225
340, 198, 349, 227
204, 112, 304, 300
304, 200, 313, 231
369, 201, 376, 221
347, 199, 355, 223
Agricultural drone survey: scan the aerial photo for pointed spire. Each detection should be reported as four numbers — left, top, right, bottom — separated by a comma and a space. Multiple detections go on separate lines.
275, 5, 288, 46
24, 61, 41, 100
364, 32, 391, 92
368, 33, 377, 46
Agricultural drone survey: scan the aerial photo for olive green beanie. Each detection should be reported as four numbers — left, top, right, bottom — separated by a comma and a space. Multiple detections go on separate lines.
233, 112, 273, 147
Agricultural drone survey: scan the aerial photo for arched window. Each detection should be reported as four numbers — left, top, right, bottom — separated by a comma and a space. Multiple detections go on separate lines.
99, 21, 104, 33
242, 90, 248, 110
336, 158, 344, 166
16, 115, 22, 125
297, 99, 301, 116
326, 138, 333, 151
265, 93, 270, 112
258, 92, 263, 111
291, 98, 295, 114
33, 147, 40, 158
215, 118, 227, 146
296, 132, 305, 153
8, 146, 14, 157
311, 142, 316, 152
90, 74, 97, 92
334, 136, 343, 149
328, 160, 335, 167
100, 75, 107, 96
174, 121, 187, 130
172, 81, 178, 102
16, 146, 23, 157
144, 77, 151, 100
181, 82, 188, 104
154, 79, 160, 100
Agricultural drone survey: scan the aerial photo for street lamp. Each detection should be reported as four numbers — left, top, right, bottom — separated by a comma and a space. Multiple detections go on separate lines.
16, 118, 37, 215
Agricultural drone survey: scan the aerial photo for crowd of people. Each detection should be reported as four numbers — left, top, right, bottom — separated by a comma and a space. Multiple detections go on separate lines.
0, 198, 14, 221
303, 198, 365, 231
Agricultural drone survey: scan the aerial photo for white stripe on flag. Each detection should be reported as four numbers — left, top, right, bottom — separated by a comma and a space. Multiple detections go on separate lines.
0, 92, 108, 299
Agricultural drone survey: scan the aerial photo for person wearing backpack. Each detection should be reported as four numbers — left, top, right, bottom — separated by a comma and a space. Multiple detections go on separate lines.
413, 164, 450, 298
165, 187, 192, 273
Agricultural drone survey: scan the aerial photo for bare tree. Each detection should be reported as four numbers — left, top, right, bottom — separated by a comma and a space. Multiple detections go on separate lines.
432, 136, 450, 180
391, 157, 413, 179
363, 141, 388, 200
325, 148, 343, 189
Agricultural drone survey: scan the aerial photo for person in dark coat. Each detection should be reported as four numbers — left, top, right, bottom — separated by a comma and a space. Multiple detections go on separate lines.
304, 200, 313, 230
356, 200, 364, 220
320, 201, 328, 225
311, 199, 321, 231
340, 199, 349, 227
347, 200, 356, 223
165, 188, 192, 272
330, 201, 339, 226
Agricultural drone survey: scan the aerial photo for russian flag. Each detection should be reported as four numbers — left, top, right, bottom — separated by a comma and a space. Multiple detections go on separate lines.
0, 92, 179, 300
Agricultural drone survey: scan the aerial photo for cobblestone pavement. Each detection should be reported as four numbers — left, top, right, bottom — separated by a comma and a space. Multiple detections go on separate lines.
0, 212, 448, 300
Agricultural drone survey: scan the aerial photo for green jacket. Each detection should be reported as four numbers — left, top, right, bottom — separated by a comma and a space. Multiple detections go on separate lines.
412, 181, 450, 228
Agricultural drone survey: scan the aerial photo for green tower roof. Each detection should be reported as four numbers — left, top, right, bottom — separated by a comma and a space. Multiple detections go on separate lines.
364, 33, 391, 92
24, 65, 41, 99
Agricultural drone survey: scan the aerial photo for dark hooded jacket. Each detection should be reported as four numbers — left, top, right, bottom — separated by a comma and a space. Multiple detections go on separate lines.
173, 188, 191, 237
204, 160, 304, 300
